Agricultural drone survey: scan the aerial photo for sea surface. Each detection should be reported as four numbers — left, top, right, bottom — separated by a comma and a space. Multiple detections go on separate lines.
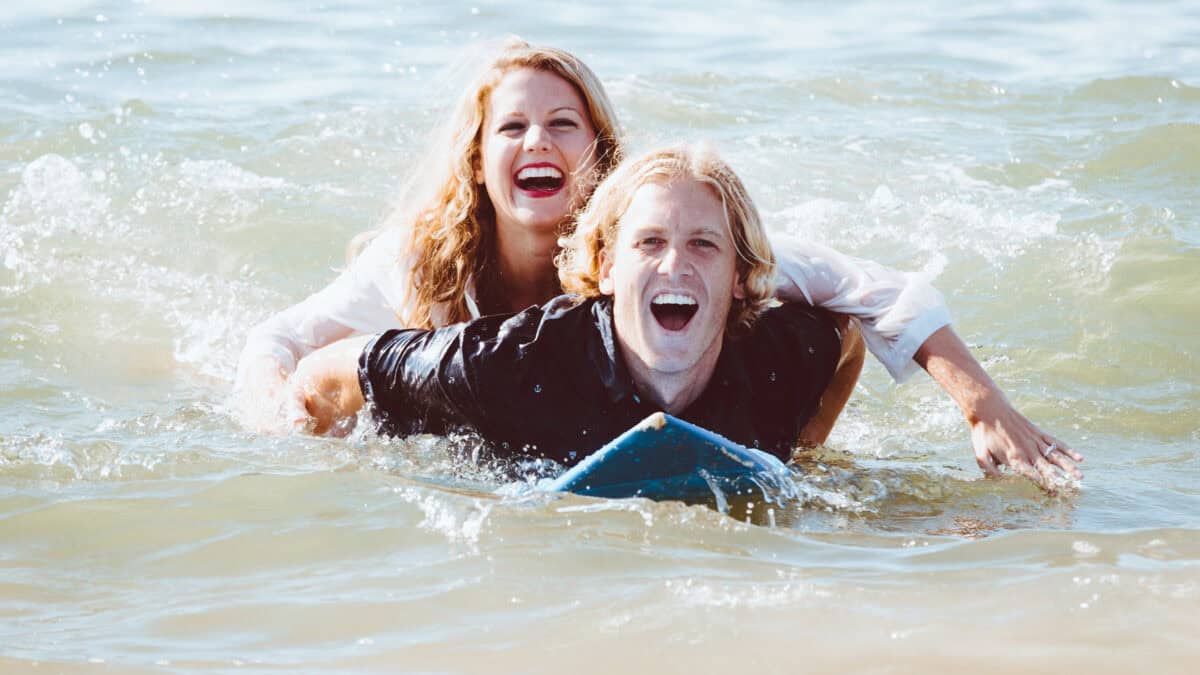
2, 1, 1198, 672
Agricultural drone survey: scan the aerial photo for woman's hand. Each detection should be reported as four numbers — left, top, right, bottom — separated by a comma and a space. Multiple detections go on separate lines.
915, 326, 1083, 491
968, 395, 1083, 489
235, 356, 314, 433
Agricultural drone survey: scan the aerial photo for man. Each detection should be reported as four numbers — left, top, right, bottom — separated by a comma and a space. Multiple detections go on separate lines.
292, 144, 863, 464
292, 143, 1082, 490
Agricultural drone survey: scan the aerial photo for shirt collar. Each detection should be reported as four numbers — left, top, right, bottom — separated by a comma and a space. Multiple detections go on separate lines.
464, 274, 481, 319
586, 297, 752, 409
587, 297, 637, 404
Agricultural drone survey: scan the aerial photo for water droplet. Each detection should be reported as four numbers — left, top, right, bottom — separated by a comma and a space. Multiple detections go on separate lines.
78, 122, 94, 140
768, 371, 776, 382
533, 384, 542, 393
807, 346, 816, 355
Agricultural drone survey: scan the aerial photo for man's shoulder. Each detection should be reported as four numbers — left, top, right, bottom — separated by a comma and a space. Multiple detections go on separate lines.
736, 302, 842, 370
752, 302, 839, 341
454, 295, 607, 379
482, 294, 601, 345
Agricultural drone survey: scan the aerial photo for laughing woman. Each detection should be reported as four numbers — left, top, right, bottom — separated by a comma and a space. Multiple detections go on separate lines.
234, 39, 1081, 489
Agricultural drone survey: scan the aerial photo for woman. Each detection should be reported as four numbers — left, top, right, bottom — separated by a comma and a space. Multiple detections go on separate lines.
236, 39, 1081, 489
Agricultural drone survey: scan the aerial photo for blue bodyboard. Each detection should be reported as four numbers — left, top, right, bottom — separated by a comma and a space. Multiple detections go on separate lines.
544, 412, 794, 501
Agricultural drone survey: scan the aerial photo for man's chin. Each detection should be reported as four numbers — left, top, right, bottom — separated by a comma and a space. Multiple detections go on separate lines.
638, 349, 699, 377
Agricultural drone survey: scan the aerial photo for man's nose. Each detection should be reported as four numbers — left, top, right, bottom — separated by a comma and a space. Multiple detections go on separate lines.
524, 124, 552, 152
657, 244, 692, 279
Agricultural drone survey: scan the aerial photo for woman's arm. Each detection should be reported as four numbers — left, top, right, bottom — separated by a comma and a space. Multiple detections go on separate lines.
771, 235, 1081, 489
915, 326, 1083, 489
770, 234, 951, 383
233, 229, 412, 431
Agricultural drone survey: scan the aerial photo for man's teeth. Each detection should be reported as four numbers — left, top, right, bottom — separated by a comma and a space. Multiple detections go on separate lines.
652, 293, 696, 306
516, 166, 563, 180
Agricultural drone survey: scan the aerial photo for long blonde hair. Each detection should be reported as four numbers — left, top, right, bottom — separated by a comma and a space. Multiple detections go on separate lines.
558, 143, 776, 334
377, 39, 622, 328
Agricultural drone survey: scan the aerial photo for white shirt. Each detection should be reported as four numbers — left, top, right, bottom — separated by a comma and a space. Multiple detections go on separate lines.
235, 227, 950, 389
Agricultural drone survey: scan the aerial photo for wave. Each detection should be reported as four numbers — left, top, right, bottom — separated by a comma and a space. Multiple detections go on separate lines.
1083, 122, 1200, 180
1069, 76, 1200, 105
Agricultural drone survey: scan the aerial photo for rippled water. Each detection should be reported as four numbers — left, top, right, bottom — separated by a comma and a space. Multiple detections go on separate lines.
2, 1, 1198, 672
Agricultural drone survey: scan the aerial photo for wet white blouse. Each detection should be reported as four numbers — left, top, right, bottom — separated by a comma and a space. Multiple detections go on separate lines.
235, 227, 950, 389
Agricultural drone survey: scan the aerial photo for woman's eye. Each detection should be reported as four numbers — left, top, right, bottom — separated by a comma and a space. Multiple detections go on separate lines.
498, 121, 525, 133
639, 237, 665, 247
550, 118, 578, 129
693, 239, 717, 249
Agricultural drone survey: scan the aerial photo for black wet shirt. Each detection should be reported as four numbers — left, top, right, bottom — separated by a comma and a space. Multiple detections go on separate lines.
358, 296, 841, 465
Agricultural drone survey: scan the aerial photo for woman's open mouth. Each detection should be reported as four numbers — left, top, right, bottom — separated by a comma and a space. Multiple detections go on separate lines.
515, 164, 565, 197
650, 293, 698, 332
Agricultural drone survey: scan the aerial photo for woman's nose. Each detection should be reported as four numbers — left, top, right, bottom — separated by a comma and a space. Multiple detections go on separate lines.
523, 124, 552, 152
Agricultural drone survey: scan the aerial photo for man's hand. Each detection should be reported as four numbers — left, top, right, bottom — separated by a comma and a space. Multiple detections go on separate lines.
290, 335, 373, 436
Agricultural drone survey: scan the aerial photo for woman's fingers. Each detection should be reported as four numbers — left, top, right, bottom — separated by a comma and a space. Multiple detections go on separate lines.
1039, 437, 1083, 480
972, 417, 1083, 491
975, 448, 1002, 477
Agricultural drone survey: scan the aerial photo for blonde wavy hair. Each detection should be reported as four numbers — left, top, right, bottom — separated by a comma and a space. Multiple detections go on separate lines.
373, 38, 622, 328
558, 143, 776, 334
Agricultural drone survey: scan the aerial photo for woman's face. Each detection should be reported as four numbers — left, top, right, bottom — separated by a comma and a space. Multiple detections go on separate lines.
479, 67, 599, 239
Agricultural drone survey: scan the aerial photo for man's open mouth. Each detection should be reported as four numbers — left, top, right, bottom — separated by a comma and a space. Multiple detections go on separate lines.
515, 165, 565, 193
650, 293, 698, 331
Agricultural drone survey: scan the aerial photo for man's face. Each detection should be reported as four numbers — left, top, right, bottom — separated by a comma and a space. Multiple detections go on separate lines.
599, 178, 745, 380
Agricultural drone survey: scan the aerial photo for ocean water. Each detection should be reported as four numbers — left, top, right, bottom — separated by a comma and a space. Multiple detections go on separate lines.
2, 1, 1198, 672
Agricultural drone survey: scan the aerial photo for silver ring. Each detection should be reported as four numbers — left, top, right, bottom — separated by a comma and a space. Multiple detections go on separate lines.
1042, 443, 1057, 458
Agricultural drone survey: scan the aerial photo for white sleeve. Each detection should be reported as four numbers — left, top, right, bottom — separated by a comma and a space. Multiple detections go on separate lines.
234, 228, 415, 386
770, 233, 951, 383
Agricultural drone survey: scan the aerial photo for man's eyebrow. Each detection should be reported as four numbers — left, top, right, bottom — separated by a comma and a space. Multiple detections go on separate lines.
618, 221, 663, 236
689, 225, 729, 238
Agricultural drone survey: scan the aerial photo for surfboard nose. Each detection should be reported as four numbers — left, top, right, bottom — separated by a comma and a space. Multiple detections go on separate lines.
544, 413, 793, 501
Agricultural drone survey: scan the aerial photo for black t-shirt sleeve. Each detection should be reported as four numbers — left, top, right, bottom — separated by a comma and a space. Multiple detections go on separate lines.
357, 326, 477, 436
355, 306, 549, 437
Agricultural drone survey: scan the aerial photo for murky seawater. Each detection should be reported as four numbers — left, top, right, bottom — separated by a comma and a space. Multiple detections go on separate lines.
2, 1, 1198, 672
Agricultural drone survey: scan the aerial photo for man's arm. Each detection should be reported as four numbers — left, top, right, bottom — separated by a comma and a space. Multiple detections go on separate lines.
915, 326, 1083, 489
290, 311, 530, 438
290, 335, 373, 435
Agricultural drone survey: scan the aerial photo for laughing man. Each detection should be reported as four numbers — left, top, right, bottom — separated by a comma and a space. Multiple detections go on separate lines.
290, 144, 861, 464
290, 143, 1082, 488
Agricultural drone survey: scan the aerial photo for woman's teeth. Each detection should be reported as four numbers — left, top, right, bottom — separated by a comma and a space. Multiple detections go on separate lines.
515, 166, 565, 192
516, 166, 563, 180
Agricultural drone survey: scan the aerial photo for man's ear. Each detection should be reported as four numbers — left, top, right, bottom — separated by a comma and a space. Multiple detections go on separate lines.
598, 250, 614, 295
732, 273, 746, 300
